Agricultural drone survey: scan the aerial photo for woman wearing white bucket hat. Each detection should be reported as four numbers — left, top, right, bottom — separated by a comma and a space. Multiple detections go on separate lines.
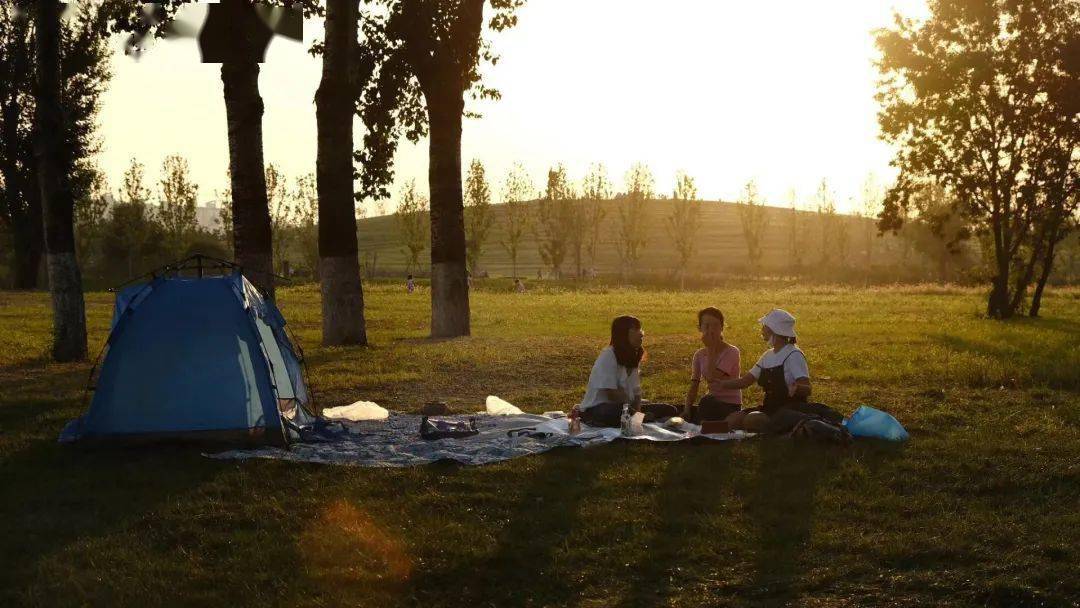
718, 309, 841, 432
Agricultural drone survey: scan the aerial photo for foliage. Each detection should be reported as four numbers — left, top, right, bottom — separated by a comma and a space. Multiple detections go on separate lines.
737, 179, 769, 272
464, 159, 493, 272
813, 180, 839, 269
214, 170, 234, 256
294, 172, 319, 277
665, 170, 701, 286
616, 162, 653, 278
265, 163, 295, 274
580, 162, 611, 273
499, 161, 532, 278
354, 0, 526, 200
394, 178, 429, 272
875, 0, 1080, 317
534, 164, 576, 278
0, 2, 112, 286
157, 154, 199, 258
73, 168, 110, 272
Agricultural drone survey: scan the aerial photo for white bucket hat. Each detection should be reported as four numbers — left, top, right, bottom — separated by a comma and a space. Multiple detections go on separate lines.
759, 308, 797, 338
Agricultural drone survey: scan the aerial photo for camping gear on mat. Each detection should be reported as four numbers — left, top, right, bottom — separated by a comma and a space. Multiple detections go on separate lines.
210, 404, 755, 468
59, 255, 315, 447
844, 406, 909, 441
420, 416, 480, 440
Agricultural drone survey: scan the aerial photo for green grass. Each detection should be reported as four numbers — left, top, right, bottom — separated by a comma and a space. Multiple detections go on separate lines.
1, 283, 1078, 607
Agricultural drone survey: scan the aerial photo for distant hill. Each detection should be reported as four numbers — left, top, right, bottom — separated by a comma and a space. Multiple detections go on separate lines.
356, 198, 903, 278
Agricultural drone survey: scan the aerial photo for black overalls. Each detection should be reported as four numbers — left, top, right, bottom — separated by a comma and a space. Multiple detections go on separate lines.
757, 351, 807, 415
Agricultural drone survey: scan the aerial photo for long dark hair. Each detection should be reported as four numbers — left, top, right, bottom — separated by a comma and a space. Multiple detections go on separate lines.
610, 315, 644, 370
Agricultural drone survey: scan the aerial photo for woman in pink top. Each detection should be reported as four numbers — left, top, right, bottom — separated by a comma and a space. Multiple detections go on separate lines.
682, 307, 742, 423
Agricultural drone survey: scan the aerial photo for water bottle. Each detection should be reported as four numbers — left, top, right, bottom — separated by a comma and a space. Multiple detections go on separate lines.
568, 407, 581, 435
620, 404, 632, 436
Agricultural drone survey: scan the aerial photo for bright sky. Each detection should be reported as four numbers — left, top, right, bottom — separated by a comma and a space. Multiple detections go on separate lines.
96, 0, 929, 215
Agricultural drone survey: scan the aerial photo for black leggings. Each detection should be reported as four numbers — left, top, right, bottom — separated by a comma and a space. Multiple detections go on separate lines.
580, 402, 680, 428
686, 395, 741, 424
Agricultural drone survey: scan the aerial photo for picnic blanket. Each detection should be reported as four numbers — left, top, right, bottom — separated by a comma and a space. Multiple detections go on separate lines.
208, 396, 752, 468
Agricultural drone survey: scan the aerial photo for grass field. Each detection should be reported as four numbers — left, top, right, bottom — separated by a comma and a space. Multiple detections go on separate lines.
1, 282, 1078, 607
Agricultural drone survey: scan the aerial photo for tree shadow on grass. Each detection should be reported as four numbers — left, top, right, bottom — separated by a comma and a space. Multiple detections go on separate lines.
0, 360, 224, 604
617, 439, 736, 607
740, 440, 834, 606
404, 443, 615, 607
930, 329, 1079, 390
0, 440, 222, 604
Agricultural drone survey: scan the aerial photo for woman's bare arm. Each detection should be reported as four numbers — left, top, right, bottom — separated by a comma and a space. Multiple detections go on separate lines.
791, 377, 811, 399
719, 372, 756, 390
684, 379, 700, 413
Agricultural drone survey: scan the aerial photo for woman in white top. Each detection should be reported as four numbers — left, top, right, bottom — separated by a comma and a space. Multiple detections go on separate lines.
719, 309, 814, 432
576, 315, 645, 427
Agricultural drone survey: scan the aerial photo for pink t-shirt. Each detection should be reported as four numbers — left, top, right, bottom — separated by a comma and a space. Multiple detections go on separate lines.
691, 345, 742, 405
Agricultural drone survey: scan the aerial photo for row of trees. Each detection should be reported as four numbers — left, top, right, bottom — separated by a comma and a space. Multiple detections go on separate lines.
395, 161, 971, 286
62, 156, 332, 287
2, 0, 523, 361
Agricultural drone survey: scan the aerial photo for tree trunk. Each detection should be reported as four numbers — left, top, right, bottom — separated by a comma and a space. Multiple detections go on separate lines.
1030, 232, 1062, 318
221, 61, 274, 299
316, 0, 366, 346
34, 0, 86, 361
10, 217, 43, 289
427, 99, 470, 338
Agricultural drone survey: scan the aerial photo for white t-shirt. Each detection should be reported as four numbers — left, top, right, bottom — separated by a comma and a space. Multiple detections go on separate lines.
749, 344, 810, 395
579, 346, 641, 410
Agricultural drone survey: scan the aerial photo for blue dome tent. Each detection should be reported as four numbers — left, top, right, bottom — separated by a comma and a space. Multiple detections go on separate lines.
61, 256, 314, 446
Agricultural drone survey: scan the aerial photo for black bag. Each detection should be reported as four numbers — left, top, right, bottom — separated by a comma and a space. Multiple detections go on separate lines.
789, 417, 853, 445
420, 416, 480, 440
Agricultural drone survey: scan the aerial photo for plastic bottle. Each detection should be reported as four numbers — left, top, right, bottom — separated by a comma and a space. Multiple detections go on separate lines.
620, 404, 632, 436
568, 407, 581, 435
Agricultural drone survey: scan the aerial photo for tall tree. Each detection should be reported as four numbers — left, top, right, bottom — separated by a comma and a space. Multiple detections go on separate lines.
785, 188, 804, 275
813, 179, 838, 269
534, 164, 575, 279
395, 178, 430, 272
580, 162, 611, 275
157, 154, 199, 258
317, 0, 370, 345
736, 179, 769, 273
363, 0, 524, 337
463, 158, 493, 273
876, 0, 1080, 318
616, 162, 653, 279
215, 0, 274, 298
499, 162, 532, 279
111, 158, 158, 276
1, 2, 109, 289
859, 174, 883, 279
666, 170, 701, 288
34, 0, 86, 361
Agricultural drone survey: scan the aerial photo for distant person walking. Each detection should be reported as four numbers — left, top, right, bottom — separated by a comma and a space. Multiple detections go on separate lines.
406, 274, 416, 294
